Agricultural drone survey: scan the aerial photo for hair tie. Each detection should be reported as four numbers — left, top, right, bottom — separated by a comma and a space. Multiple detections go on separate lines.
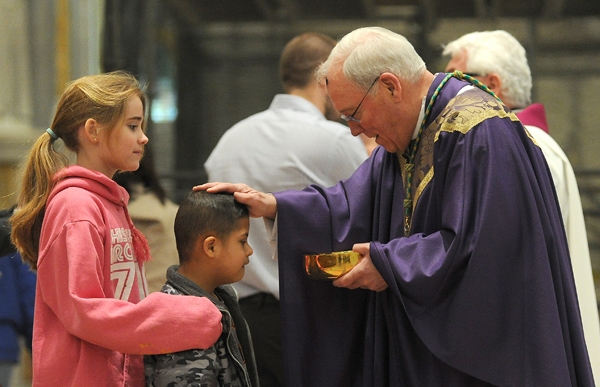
46, 128, 58, 140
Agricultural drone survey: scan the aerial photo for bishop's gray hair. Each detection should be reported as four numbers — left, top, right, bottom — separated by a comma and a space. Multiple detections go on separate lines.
315, 26, 426, 91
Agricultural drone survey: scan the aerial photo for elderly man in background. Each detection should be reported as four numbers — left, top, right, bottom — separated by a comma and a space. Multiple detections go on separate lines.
443, 29, 600, 382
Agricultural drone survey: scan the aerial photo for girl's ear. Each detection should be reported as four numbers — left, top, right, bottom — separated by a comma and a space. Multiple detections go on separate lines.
83, 118, 100, 144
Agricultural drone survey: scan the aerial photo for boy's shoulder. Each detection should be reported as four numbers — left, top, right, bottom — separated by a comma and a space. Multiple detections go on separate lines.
160, 283, 180, 295
215, 284, 237, 300
160, 277, 238, 305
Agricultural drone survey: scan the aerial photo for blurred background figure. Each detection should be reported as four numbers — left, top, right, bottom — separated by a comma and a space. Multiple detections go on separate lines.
113, 145, 179, 293
443, 29, 600, 381
204, 32, 368, 386
0, 206, 35, 387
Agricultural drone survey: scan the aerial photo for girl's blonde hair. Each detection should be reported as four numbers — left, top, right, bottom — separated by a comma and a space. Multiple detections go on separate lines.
11, 71, 147, 270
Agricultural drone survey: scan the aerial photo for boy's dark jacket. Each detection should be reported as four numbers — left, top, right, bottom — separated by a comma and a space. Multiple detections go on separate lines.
146, 265, 260, 387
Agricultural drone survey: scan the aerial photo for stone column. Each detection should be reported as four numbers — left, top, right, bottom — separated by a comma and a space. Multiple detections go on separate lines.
0, 0, 37, 209
0, 0, 104, 209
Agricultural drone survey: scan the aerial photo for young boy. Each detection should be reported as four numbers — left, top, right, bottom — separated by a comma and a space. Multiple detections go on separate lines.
145, 191, 259, 387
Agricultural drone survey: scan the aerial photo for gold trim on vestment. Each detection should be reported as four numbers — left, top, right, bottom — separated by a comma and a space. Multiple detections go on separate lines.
408, 90, 520, 212
435, 92, 520, 139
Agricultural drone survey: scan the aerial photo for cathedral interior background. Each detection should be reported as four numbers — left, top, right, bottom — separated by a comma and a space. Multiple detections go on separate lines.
1, 0, 600, 301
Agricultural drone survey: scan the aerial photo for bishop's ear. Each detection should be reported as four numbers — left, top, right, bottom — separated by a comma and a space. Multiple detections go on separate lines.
379, 72, 402, 100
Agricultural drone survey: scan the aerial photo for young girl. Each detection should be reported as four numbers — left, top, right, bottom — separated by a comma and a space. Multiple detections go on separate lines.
10, 71, 222, 387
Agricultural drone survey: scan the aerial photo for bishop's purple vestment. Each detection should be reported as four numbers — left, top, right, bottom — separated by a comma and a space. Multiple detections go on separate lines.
273, 74, 594, 386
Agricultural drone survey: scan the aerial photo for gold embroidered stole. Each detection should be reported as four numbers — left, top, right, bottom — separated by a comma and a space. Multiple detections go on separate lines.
397, 90, 522, 215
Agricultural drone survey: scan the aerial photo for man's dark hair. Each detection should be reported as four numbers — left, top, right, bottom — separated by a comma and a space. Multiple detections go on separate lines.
174, 191, 248, 264
279, 32, 337, 93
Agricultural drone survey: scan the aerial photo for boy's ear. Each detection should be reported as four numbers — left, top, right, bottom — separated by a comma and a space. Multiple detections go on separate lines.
203, 236, 218, 258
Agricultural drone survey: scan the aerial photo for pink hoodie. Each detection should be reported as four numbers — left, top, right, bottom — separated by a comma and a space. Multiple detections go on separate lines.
32, 165, 222, 387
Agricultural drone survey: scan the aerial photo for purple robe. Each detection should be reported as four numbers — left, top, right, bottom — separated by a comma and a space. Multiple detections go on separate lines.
273, 74, 594, 386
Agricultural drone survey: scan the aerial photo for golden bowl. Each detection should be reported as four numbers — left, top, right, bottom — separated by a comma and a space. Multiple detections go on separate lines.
304, 250, 361, 280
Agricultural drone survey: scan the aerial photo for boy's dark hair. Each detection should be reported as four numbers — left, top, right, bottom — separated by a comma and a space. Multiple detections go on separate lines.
174, 191, 248, 264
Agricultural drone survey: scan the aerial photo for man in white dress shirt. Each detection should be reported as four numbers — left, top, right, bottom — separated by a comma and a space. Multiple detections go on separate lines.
204, 32, 368, 387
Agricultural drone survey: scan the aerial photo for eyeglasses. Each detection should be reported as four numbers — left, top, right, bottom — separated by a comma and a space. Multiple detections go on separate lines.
340, 76, 380, 123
